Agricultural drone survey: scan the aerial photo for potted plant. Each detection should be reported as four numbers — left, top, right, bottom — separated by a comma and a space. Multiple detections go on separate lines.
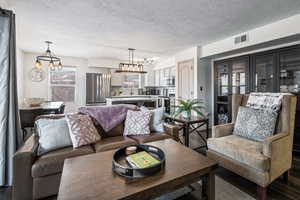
174, 99, 206, 119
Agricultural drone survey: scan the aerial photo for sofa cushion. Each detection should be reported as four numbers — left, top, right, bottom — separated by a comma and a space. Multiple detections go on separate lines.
233, 106, 278, 142
32, 145, 94, 178
207, 135, 270, 172
103, 123, 125, 137
129, 132, 171, 144
93, 136, 136, 152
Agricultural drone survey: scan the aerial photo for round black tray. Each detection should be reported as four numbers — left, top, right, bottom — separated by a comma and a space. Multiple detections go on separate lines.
112, 144, 165, 179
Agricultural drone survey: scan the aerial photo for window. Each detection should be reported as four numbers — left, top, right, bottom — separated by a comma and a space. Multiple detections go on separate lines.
49, 66, 76, 102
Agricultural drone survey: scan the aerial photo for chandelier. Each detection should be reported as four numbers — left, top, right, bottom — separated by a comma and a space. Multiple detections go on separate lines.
141, 58, 155, 65
116, 48, 147, 74
35, 41, 63, 71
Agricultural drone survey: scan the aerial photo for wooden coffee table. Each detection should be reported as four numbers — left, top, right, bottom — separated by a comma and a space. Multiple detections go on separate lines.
58, 139, 218, 200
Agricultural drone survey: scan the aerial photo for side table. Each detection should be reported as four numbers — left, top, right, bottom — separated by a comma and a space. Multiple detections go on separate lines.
165, 114, 209, 149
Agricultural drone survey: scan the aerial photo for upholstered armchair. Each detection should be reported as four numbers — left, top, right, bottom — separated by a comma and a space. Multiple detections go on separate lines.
207, 94, 297, 200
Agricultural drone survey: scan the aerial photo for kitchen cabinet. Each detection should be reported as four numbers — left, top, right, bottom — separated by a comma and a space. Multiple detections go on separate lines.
155, 70, 160, 86
110, 69, 123, 86
154, 66, 175, 86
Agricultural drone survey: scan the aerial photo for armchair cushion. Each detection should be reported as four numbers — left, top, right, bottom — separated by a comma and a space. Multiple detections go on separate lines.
212, 123, 234, 138
208, 135, 270, 172
233, 106, 278, 142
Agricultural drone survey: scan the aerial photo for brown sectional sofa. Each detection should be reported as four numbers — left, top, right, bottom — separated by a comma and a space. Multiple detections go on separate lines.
13, 114, 179, 200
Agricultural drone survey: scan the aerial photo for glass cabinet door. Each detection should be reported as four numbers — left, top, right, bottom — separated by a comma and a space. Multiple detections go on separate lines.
215, 62, 230, 125
279, 49, 300, 94
253, 54, 275, 92
216, 64, 229, 98
231, 58, 249, 94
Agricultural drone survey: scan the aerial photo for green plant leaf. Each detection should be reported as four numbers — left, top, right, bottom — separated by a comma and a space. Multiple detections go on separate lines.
192, 105, 206, 110
192, 107, 205, 117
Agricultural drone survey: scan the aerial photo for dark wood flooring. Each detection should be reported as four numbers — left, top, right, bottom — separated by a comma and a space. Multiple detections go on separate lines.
1, 130, 300, 200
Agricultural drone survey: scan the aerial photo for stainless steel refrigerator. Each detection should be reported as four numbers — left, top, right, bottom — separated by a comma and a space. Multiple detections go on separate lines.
86, 73, 111, 105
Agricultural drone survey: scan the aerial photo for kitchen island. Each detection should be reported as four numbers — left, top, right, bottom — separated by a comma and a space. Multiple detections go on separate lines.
106, 95, 167, 108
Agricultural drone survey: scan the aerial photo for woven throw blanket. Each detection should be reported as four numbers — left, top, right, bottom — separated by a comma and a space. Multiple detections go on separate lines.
246, 93, 290, 112
79, 104, 137, 132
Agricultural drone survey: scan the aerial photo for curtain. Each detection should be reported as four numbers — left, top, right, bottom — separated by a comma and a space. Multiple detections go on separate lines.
0, 9, 22, 186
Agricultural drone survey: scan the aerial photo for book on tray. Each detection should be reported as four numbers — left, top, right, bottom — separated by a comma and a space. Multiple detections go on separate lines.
126, 151, 160, 168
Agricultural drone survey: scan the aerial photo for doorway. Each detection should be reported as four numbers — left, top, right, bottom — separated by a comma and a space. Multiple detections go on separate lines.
177, 59, 194, 99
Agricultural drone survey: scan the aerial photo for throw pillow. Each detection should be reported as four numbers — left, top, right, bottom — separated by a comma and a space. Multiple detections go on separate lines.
65, 114, 101, 148
246, 93, 286, 112
233, 106, 278, 142
123, 110, 152, 136
36, 117, 72, 155
140, 106, 165, 132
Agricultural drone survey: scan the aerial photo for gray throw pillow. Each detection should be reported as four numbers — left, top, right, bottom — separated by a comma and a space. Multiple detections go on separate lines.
233, 106, 278, 142
36, 118, 72, 155
140, 106, 165, 132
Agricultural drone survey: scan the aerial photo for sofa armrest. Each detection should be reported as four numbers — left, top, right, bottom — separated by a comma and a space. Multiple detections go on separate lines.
164, 123, 180, 142
13, 134, 38, 200
212, 123, 234, 138
262, 132, 292, 182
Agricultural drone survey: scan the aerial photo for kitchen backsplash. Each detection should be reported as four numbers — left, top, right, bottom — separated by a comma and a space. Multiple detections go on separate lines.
111, 87, 139, 96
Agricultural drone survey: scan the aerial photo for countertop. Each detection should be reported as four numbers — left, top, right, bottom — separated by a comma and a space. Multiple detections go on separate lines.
19, 101, 64, 110
106, 95, 169, 101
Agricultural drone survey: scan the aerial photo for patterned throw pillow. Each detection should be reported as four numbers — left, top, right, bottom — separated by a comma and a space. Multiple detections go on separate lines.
246, 93, 285, 112
123, 110, 152, 136
233, 106, 278, 142
65, 114, 101, 148
140, 106, 165, 132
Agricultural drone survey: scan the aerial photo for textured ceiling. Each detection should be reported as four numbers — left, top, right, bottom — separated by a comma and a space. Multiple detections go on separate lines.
11, 0, 300, 59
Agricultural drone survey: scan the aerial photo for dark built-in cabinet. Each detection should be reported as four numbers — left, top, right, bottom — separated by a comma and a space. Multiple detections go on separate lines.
214, 44, 300, 154
214, 56, 250, 125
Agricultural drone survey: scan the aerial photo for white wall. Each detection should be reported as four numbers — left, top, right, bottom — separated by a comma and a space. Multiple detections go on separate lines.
154, 56, 176, 70
22, 53, 123, 112
201, 13, 300, 58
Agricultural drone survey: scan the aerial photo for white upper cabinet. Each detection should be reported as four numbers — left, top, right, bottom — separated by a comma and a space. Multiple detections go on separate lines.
110, 69, 123, 86
154, 66, 175, 86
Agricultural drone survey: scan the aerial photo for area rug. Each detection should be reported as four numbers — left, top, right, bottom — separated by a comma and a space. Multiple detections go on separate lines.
155, 176, 255, 200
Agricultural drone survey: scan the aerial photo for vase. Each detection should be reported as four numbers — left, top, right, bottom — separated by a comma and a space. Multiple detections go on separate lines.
182, 110, 191, 119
